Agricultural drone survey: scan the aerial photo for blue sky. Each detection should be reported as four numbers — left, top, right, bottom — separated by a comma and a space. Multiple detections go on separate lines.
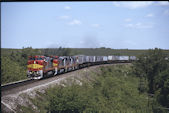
1, 1, 169, 49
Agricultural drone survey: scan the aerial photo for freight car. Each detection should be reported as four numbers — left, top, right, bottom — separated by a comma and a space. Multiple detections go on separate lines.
27, 55, 136, 79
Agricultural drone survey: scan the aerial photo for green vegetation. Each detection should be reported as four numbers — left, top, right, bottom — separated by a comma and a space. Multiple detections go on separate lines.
43, 47, 72, 56
1, 56, 27, 84
41, 47, 169, 56
2, 47, 169, 57
2, 47, 168, 112
132, 48, 169, 112
1, 47, 42, 84
16, 64, 153, 113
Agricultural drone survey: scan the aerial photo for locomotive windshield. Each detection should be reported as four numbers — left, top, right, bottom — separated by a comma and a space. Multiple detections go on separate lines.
29, 57, 35, 60
29, 57, 43, 60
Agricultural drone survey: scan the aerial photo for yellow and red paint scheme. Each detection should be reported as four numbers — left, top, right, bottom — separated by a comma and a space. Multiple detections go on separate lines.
27, 56, 45, 70
27, 60, 44, 71
27, 56, 45, 79
27, 55, 60, 79
53, 56, 59, 67
52, 56, 59, 75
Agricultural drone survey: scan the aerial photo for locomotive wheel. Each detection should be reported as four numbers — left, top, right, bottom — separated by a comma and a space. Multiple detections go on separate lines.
42, 72, 45, 79
65, 68, 67, 73
57, 69, 60, 74
52, 71, 55, 76
58, 69, 62, 74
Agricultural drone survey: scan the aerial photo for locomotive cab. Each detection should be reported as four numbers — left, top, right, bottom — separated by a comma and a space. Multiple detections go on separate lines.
27, 56, 45, 79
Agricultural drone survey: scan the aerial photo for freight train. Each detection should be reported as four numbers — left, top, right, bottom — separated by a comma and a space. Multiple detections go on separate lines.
27, 55, 137, 79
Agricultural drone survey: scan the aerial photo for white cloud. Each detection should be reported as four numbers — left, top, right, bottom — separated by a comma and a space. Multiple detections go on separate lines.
125, 22, 153, 29
164, 10, 169, 15
64, 6, 71, 10
146, 13, 154, 17
124, 18, 132, 22
157, 1, 169, 6
125, 23, 134, 27
113, 2, 153, 9
59, 15, 70, 20
113, 2, 121, 7
113, 2, 169, 9
91, 24, 100, 28
69, 19, 82, 25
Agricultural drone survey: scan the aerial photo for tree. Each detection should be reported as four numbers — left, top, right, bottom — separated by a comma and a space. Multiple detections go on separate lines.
133, 48, 168, 94
156, 68, 169, 108
44, 48, 50, 56
1, 56, 27, 84
133, 48, 169, 109
62, 48, 71, 56
48, 84, 88, 113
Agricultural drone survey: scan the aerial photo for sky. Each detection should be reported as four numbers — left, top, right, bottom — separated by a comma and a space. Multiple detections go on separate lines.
1, 1, 169, 49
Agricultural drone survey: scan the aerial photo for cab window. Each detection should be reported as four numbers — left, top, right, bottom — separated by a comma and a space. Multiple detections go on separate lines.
36, 58, 43, 60
29, 57, 35, 60
29, 57, 43, 60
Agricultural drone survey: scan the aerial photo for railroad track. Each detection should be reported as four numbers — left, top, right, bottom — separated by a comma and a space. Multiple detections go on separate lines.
1, 62, 131, 94
1, 79, 35, 92
1, 68, 80, 95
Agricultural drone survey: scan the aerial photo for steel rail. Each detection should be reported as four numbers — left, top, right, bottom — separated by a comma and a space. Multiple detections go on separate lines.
1, 79, 37, 92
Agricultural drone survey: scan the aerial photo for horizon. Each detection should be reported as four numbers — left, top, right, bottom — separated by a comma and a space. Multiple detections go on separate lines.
1, 47, 169, 50
2, 2, 169, 49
